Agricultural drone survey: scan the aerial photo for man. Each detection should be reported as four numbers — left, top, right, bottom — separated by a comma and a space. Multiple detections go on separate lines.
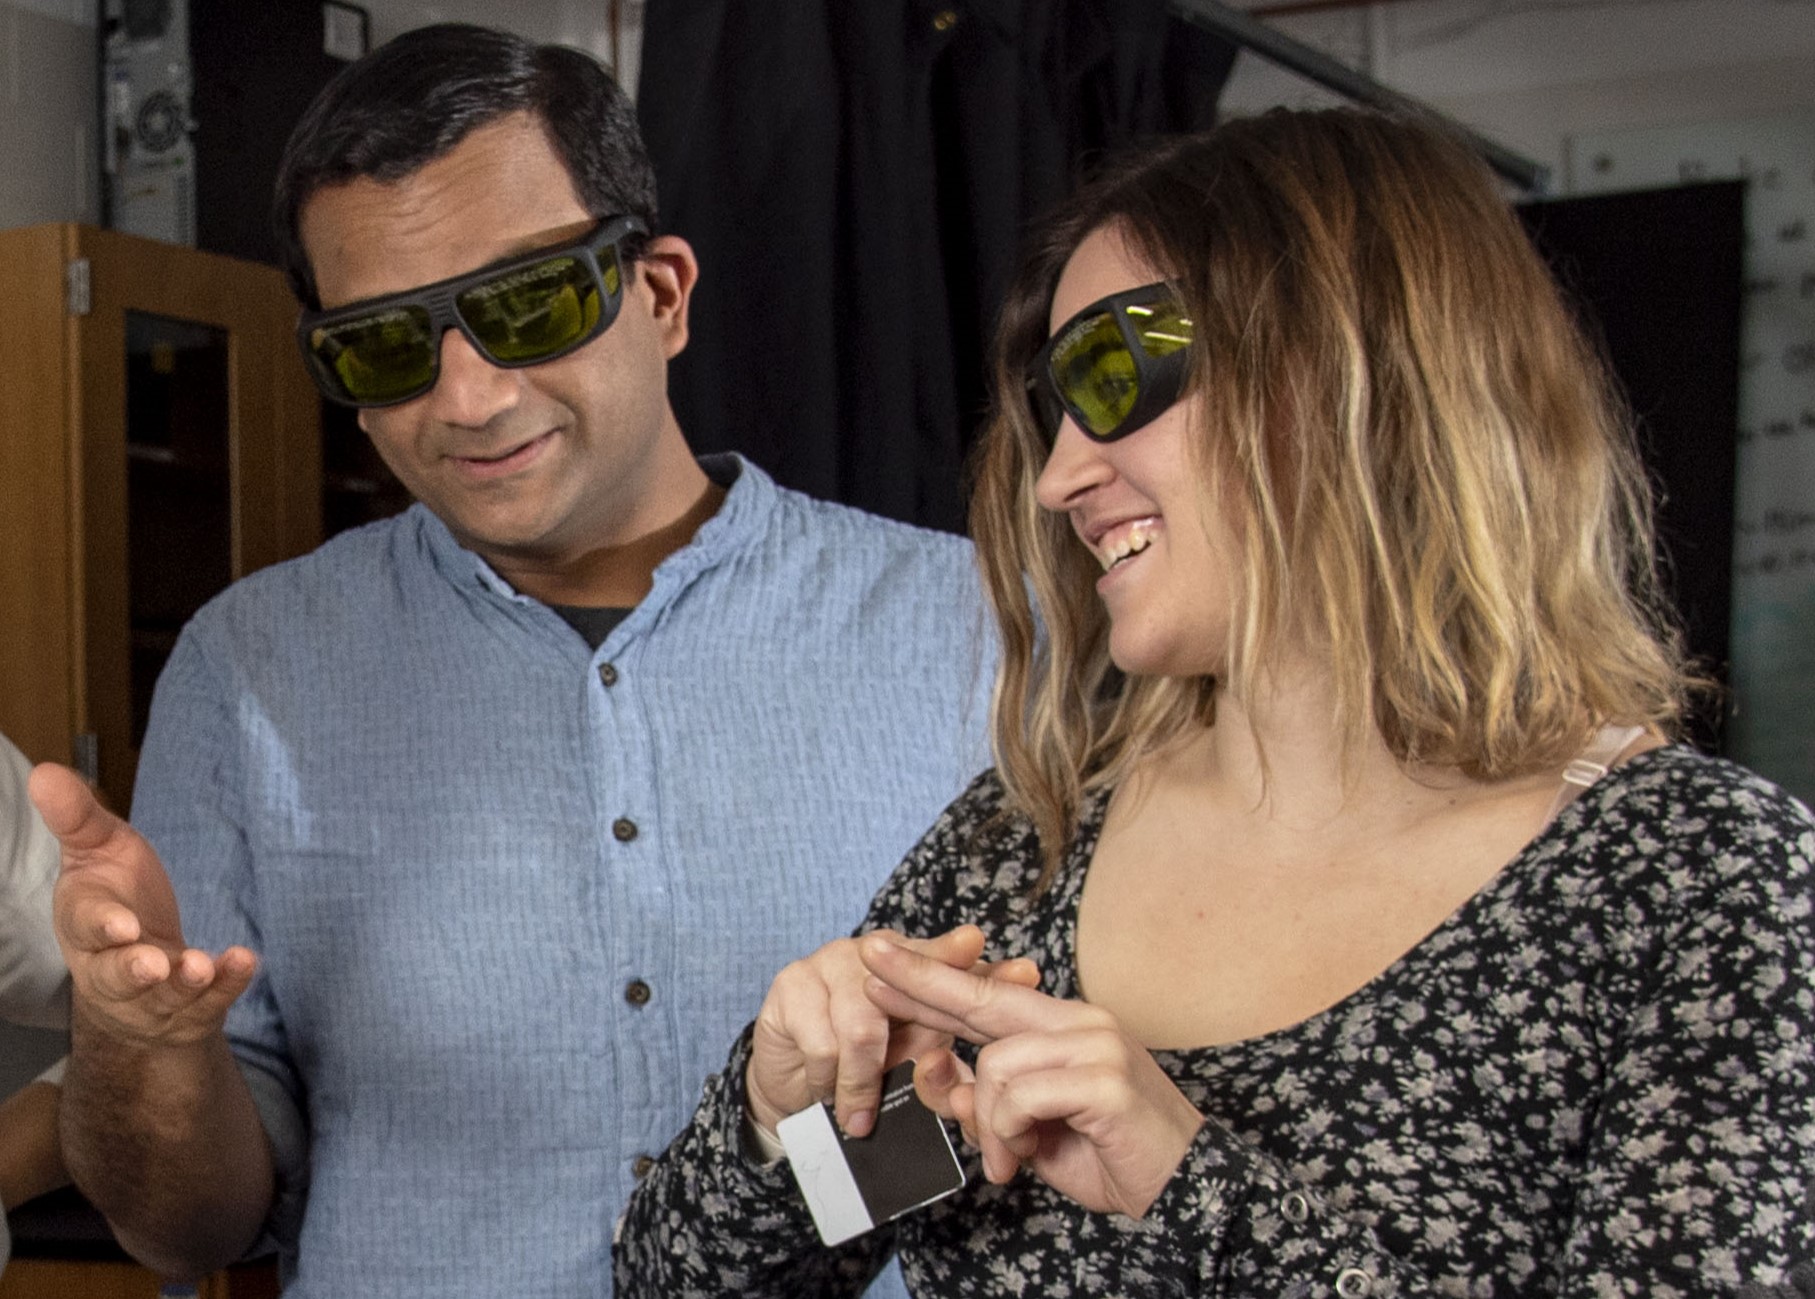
33, 23, 990, 1296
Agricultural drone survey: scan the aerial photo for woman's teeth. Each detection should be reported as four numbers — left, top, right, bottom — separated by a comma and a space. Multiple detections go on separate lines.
1098, 520, 1156, 572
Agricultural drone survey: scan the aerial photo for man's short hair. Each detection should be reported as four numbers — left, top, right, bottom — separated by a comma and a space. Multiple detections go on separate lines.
272, 22, 657, 309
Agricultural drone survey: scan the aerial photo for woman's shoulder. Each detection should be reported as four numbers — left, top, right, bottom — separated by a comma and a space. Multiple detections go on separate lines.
1592, 745, 1813, 850
890, 768, 1038, 884
867, 768, 1078, 936
1552, 744, 1812, 917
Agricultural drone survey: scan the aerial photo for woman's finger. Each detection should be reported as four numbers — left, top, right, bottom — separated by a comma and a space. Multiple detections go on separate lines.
913, 1047, 981, 1150
825, 926, 987, 1134
826, 955, 891, 1136
862, 947, 1065, 1046
750, 926, 996, 1136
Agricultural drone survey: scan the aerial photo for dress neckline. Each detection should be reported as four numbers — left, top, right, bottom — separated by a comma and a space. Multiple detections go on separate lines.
1049, 743, 1678, 1063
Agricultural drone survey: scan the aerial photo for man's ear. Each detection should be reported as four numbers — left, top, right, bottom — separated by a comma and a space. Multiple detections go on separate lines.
634, 234, 699, 361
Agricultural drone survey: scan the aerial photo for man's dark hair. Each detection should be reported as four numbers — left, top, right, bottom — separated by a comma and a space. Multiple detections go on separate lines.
272, 23, 657, 308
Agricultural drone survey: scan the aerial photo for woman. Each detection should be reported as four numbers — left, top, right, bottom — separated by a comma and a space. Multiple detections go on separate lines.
615, 108, 1814, 1297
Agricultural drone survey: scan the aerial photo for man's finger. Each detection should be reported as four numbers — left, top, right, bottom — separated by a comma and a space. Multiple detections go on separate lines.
27, 763, 121, 854
83, 942, 175, 1002
57, 889, 143, 953
193, 947, 259, 1016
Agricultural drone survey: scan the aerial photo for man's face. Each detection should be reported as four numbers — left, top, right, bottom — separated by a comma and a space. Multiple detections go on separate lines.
298, 111, 700, 582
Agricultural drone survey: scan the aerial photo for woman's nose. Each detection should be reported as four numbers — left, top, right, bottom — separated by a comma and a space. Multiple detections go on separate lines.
1033, 417, 1114, 514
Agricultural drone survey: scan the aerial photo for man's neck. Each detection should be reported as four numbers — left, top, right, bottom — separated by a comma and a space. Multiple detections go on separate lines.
488, 475, 728, 609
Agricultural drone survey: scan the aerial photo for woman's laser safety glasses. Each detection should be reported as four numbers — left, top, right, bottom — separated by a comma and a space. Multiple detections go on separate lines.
1027, 281, 1195, 442
297, 214, 648, 408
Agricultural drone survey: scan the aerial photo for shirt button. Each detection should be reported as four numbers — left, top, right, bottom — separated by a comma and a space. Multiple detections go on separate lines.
632, 1154, 656, 1179
598, 662, 619, 687
1335, 1268, 1374, 1298
931, 8, 958, 30
612, 817, 638, 842
625, 979, 652, 1007
1281, 1190, 1310, 1223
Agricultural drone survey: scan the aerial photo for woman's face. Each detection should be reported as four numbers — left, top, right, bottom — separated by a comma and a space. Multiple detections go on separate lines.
1034, 225, 1239, 681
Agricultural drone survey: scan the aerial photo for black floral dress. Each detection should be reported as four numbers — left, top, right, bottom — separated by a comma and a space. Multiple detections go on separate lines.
615, 747, 1815, 1298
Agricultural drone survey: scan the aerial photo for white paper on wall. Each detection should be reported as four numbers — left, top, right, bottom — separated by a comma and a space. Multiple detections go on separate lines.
1567, 112, 1815, 805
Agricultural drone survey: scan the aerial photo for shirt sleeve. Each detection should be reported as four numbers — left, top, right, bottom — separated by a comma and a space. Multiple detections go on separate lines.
132, 627, 303, 1255
612, 1028, 897, 1299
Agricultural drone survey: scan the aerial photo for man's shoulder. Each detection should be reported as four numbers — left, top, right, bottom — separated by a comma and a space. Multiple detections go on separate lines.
186, 509, 426, 636
758, 478, 975, 570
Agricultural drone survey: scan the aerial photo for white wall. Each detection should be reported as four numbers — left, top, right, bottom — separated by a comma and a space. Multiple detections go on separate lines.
7, 0, 1810, 228
357, 0, 619, 73
1218, 0, 1815, 194
0, 0, 98, 228
0, 0, 621, 232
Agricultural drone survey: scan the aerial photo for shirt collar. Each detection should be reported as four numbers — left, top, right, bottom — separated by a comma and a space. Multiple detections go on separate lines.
416, 452, 777, 615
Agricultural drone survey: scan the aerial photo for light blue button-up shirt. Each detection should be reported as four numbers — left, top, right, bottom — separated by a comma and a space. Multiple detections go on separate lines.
131, 456, 994, 1296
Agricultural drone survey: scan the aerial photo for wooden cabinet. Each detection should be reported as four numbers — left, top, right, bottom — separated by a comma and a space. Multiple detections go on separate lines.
0, 1257, 280, 1298
0, 225, 308, 1292
0, 223, 321, 812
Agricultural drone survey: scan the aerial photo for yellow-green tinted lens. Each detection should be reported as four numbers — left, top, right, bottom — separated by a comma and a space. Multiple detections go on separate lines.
1126, 299, 1193, 359
457, 254, 602, 363
310, 306, 436, 404
1051, 310, 1139, 437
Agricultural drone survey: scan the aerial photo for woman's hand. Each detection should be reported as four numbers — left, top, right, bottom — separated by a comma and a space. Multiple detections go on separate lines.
860, 936, 1204, 1220
746, 925, 1038, 1141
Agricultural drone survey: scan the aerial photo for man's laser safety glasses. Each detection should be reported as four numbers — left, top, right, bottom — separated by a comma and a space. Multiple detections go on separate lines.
297, 214, 649, 408
1028, 281, 1195, 443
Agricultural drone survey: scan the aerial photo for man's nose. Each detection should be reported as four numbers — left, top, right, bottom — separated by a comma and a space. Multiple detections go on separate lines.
424, 328, 522, 427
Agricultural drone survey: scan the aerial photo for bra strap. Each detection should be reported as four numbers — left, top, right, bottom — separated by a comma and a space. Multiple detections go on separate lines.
1542, 723, 1649, 828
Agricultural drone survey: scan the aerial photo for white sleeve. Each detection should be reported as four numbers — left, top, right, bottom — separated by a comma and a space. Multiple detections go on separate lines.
0, 736, 69, 1029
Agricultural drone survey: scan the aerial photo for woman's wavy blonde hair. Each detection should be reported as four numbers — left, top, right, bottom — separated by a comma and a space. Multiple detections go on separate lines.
969, 107, 1700, 881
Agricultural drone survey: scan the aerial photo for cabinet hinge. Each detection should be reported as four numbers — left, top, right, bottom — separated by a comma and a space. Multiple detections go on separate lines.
66, 257, 92, 316
72, 733, 99, 785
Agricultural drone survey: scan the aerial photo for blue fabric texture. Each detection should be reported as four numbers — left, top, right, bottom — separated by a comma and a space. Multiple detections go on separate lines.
130, 455, 994, 1296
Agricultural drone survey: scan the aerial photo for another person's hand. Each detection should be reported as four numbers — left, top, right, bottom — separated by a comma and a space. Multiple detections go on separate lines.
28, 763, 255, 1049
861, 936, 1204, 1220
747, 925, 1039, 1140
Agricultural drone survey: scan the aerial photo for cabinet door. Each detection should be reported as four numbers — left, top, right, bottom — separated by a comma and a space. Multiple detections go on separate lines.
72, 225, 322, 811
0, 224, 320, 812
0, 225, 79, 790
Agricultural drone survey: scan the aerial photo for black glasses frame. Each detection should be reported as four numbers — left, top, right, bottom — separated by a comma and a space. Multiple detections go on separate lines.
297, 213, 650, 408
1026, 280, 1191, 443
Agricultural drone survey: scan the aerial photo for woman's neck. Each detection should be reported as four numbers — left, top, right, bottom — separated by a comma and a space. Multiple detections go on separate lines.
1154, 669, 1460, 836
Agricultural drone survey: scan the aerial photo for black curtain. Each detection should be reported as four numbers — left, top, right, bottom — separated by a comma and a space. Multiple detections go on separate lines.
637, 0, 1236, 533
1519, 181, 1746, 753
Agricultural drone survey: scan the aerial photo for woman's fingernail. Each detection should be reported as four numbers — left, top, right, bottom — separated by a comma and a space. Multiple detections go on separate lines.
843, 1110, 874, 1138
